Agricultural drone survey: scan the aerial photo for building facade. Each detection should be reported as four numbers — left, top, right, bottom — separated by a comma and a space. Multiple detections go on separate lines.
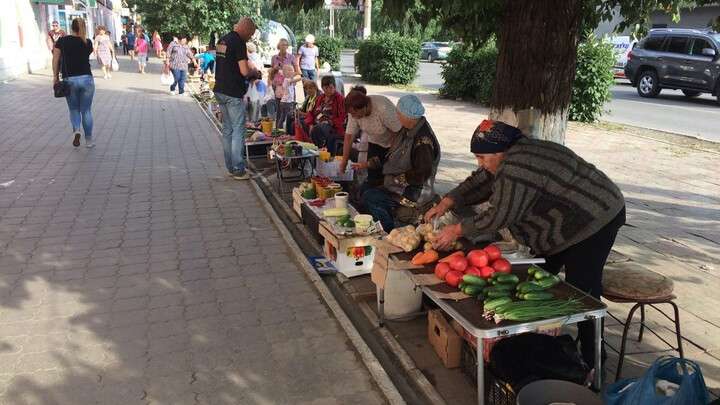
0, 0, 123, 81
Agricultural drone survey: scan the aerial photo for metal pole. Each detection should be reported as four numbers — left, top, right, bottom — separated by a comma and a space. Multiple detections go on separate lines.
477, 338, 485, 405
594, 316, 603, 389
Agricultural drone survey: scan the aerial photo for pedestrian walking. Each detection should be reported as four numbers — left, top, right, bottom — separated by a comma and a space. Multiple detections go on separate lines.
93, 26, 115, 79
52, 17, 96, 148
296, 34, 319, 81
152, 31, 163, 57
165, 35, 197, 96
121, 31, 128, 55
271, 38, 296, 72
214, 17, 259, 180
135, 30, 149, 74
46, 21, 65, 53
127, 29, 136, 61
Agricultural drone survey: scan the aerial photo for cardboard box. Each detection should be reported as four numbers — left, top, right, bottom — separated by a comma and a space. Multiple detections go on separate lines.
428, 310, 462, 368
291, 187, 305, 218
319, 221, 377, 278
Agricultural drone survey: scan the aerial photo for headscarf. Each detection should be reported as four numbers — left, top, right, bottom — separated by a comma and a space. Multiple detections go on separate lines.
470, 119, 524, 154
396, 94, 425, 119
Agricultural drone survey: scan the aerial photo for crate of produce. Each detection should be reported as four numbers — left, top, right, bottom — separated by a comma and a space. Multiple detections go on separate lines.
318, 220, 377, 278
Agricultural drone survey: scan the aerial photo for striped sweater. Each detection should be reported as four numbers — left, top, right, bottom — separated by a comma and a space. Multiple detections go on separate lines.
447, 137, 625, 256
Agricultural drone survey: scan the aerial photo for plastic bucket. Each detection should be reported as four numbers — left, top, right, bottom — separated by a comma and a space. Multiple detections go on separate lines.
379, 269, 422, 319
261, 119, 273, 135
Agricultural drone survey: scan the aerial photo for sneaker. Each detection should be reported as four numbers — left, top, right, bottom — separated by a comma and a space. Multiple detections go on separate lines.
232, 172, 250, 180
170, 90, 176, 96
85, 139, 95, 148
72, 131, 81, 147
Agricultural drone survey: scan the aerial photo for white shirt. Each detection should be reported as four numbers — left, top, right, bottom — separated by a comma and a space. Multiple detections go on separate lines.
345, 95, 402, 148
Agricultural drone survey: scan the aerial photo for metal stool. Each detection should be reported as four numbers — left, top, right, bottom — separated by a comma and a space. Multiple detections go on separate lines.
602, 267, 683, 381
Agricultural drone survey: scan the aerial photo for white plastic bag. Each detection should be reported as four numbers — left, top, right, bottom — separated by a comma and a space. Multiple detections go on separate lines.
111, 58, 119, 72
246, 83, 260, 103
160, 73, 174, 85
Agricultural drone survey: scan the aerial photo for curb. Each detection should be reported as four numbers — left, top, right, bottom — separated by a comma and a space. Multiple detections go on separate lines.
249, 179, 406, 405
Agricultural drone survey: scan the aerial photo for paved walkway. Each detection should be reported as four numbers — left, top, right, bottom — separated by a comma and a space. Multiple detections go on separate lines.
0, 58, 387, 405
352, 82, 720, 396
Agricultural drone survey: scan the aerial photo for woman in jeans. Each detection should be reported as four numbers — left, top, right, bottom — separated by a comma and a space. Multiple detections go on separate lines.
53, 17, 96, 148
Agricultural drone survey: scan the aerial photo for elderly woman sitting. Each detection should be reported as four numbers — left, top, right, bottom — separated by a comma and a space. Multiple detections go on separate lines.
361, 95, 441, 232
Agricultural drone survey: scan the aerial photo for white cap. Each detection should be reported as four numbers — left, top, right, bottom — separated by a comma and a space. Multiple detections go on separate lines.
305, 34, 315, 44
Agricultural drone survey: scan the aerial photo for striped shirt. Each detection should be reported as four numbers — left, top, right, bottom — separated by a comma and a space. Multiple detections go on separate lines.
448, 137, 625, 256
166, 42, 194, 71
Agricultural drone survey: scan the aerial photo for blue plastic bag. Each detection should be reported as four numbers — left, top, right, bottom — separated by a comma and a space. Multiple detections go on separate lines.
604, 356, 710, 405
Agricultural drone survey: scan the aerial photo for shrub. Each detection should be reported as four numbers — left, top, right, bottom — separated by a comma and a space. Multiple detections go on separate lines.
315, 35, 343, 71
439, 42, 498, 104
343, 37, 364, 50
356, 32, 420, 85
569, 35, 615, 122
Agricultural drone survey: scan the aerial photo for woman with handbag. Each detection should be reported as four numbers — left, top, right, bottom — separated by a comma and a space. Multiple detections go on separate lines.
53, 17, 96, 148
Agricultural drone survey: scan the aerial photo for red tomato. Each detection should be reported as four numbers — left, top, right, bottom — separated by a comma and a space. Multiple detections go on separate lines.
445, 271, 464, 288
465, 266, 483, 277
483, 244, 502, 261
492, 258, 512, 274
434, 262, 451, 280
466, 249, 489, 268
479, 266, 495, 278
449, 256, 468, 272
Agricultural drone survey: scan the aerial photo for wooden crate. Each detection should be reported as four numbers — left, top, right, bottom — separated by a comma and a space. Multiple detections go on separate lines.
291, 187, 304, 218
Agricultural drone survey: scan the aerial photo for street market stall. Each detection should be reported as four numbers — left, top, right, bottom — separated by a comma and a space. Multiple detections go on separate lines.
371, 236, 607, 404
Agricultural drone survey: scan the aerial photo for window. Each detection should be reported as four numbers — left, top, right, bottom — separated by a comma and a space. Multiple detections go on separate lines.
690, 38, 714, 56
643, 35, 666, 51
666, 36, 689, 54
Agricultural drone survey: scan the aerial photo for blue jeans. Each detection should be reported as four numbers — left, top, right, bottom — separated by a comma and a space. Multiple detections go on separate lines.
301, 69, 317, 80
170, 68, 187, 94
215, 92, 247, 174
361, 188, 399, 232
64, 74, 95, 140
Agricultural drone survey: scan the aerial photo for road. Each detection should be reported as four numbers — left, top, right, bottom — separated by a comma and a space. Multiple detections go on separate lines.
340, 51, 720, 142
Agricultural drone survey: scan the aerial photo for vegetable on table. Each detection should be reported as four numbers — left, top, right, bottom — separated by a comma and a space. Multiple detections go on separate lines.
491, 299, 585, 323
448, 256, 468, 272
411, 249, 439, 265
491, 258, 512, 274
445, 271, 464, 288
483, 244, 502, 261
462, 274, 487, 287
520, 291, 555, 301
466, 249, 489, 268
439, 251, 464, 263
387, 225, 422, 252
434, 262, 451, 280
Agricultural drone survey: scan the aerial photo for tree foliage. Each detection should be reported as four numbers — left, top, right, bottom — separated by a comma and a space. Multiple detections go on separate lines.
356, 32, 420, 85
569, 35, 616, 122
127, 0, 262, 37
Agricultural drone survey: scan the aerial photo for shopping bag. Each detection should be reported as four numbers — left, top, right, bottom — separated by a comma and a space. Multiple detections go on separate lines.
604, 356, 710, 405
160, 73, 174, 86
111, 58, 119, 72
246, 83, 260, 103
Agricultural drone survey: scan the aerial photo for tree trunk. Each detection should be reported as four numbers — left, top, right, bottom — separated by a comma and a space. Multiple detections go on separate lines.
489, 0, 582, 144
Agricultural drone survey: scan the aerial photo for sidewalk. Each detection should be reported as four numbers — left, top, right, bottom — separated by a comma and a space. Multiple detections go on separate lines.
350, 81, 720, 396
0, 58, 390, 405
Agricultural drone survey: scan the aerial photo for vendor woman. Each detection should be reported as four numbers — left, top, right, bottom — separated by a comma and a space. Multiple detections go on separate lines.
426, 119, 625, 368
361, 94, 441, 232
340, 86, 403, 186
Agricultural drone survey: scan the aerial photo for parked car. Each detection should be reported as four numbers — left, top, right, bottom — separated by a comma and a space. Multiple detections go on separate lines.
420, 42, 452, 62
624, 28, 720, 103
610, 35, 638, 80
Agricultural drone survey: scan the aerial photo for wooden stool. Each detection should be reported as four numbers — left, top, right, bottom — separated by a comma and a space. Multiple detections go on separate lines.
602, 267, 683, 381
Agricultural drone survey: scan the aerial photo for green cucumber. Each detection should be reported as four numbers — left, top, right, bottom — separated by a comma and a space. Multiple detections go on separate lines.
463, 285, 484, 296
485, 289, 512, 298
494, 274, 519, 284
518, 283, 548, 293
534, 275, 561, 289
483, 297, 513, 311
459, 282, 466, 290
534, 270, 553, 280
485, 283, 516, 292
462, 274, 487, 287
521, 291, 555, 301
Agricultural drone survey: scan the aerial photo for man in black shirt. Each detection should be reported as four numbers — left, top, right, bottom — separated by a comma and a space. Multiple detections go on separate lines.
214, 17, 259, 180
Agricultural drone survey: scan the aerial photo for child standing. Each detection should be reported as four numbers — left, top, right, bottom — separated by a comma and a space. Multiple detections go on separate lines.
135, 32, 149, 74
276, 64, 301, 130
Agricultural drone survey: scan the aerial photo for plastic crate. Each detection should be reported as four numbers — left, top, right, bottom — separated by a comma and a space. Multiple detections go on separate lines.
460, 340, 516, 405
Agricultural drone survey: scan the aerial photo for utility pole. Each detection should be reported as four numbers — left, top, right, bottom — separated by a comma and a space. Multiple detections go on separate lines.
362, 0, 371, 39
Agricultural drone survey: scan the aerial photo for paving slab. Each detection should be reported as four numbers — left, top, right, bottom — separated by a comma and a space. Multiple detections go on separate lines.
0, 59, 388, 404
